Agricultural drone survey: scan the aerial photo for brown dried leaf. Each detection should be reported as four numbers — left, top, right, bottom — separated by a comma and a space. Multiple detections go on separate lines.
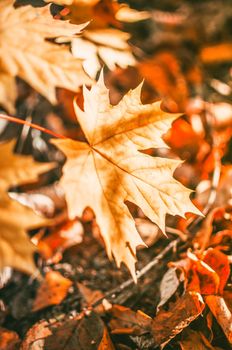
44, 311, 113, 350
151, 291, 205, 347
109, 304, 152, 336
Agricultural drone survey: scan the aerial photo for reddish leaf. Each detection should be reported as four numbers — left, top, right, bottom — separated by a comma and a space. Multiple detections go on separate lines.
202, 248, 230, 294
187, 252, 220, 295
38, 219, 84, 262
0, 328, 20, 350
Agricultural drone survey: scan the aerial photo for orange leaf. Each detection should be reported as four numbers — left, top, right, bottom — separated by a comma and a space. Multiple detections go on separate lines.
203, 248, 230, 294
0, 328, 20, 350
32, 271, 72, 311
38, 219, 83, 261
187, 252, 220, 295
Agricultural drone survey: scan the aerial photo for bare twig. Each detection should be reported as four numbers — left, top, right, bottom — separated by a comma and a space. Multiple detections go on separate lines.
92, 237, 180, 308
0, 113, 66, 139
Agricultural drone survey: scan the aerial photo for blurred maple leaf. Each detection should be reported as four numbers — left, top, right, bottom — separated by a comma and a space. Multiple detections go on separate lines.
52, 72, 201, 280
0, 140, 53, 274
0, 0, 91, 113
53, 0, 149, 78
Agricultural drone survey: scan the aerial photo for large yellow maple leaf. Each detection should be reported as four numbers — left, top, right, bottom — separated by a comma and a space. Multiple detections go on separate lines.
0, 140, 53, 274
52, 73, 201, 280
0, 0, 91, 113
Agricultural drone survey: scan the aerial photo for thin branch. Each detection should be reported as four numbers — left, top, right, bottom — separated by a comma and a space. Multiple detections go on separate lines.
92, 237, 180, 308
0, 113, 66, 139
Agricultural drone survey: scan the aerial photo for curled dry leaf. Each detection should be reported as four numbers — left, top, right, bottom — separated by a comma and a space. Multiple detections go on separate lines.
156, 267, 181, 311
187, 249, 230, 296
52, 72, 201, 279
152, 291, 205, 347
32, 271, 72, 312
0, 0, 91, 113
0, 140, 54, 274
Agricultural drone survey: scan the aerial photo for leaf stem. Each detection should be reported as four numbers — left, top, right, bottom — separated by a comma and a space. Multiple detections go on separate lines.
0, 113, 66, 139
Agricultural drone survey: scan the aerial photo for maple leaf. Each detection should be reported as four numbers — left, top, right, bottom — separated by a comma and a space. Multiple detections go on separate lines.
0, 140, 53, 274
52, 72, 201, 279
53, 0, 146, 78
0, 0, 91, 113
